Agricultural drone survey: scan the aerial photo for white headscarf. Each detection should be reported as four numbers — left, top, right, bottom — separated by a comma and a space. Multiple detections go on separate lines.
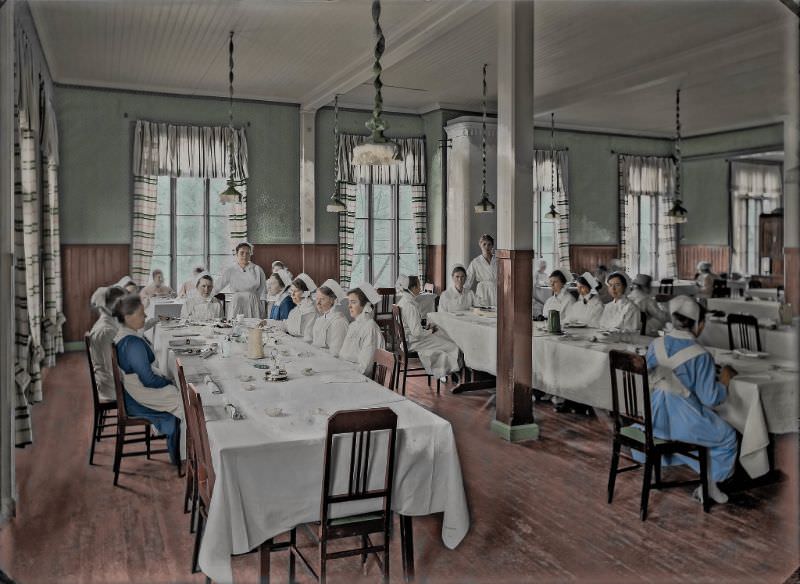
116, 275, 136, 289
669, 295, 701, 322
350, 281, 381, 316
91, 287, 111, 315
296, 273, 317, 298
533, 258, 547, 272
697, 261, 712, 273
579, 272, 599, 295
276, 268, 293, 289
320, 279, 346, 301
195, 271, 213, 288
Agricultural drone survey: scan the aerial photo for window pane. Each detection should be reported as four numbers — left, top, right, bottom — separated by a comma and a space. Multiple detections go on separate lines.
176, 215, 204, 256
399, 219, 416, 254
354, 219, 369, 254
399, 186, 413, 220
157, 176, 171, 215
208, 178, 230, 216
399, 253, 418, 277
150, 255, 172, 288
154, 214, 171, 256
373, 185, 393, 219
372, 255, 393, 287
639, 196, 653, 276
356, 187, 369, 219
209, 215, 231, 255
351, 255, 367, 285
176, 177, 205, 215
209, 254, 231, 277
176, 255, 206, 290
373, 219, 393, 254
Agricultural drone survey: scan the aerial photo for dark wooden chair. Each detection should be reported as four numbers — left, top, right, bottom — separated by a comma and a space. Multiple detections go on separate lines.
607, 349, 710, 520
391, 305, 438, 395
176, 360, 198, 533
711, 279, 729, 298
658, 278, 674, 295
214, 292, 227, 318
727, 313, 762, 352
375, 288, 396, 350
185, 384, 215, 575
748, 279, 763, 289
290, 408, 398, 584
109, 343, 172, 486
371, 348, 397, 391
84, 334, 122, 465
639, 311, 647, 336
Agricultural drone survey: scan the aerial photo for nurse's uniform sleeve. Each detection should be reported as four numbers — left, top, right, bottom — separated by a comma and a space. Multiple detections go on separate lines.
676, 352, 728, 407
180, 300, 191, 319
327, 318, 349, 357
256, 266, 267, 300
212, 267, 230, 296
622, 303, 641, 332
403, 301, 425, 339
302, 313, 317, 343
358, 322, 386, 377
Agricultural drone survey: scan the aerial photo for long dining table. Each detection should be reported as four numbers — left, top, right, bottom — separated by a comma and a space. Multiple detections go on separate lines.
427, 310, 799, 479
152, 320, 470, 584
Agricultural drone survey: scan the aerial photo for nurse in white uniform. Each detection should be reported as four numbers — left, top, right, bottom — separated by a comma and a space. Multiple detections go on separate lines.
87, 285, 127, 402
213, 242, 267, 319
564, 272, 604, 326
339, 282, 386, 376
285, 273, 317, 341
542, 269, 576, 321
396, 274, 460, 380
438, 265, 476, 313
180, 272, 223, 321
139, 268, 175, 308
628, 274, 669, 335
116, 275, 139, 295
311, 279, 349, 357
466, 233, 497, 307
597, 272, 641, 333
695, 261, 716, 299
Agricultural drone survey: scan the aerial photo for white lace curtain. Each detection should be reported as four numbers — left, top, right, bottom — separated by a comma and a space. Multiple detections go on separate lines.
618, 155, 677, 280
730, 161, 782, 274
533, 150, 570, 272
131, 120, 249, 284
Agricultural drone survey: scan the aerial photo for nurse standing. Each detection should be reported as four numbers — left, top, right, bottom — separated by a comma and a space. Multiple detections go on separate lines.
214, 242, 267, 319
339, 282, 386, 376
466, 233, 497, 307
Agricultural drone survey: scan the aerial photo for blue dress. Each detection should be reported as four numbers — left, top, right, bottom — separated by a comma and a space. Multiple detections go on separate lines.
269, 295, 295, 320
640, 332, 738, 482
116, 335, 181, 465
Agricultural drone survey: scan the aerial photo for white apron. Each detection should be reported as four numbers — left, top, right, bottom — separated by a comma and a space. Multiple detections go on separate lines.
397, 292, 460, 378
311, 309, 349, 357
340, 314, 386, 376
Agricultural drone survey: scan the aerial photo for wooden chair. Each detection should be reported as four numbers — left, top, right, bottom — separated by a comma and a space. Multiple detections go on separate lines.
727, 313, 762, 352
748, 279, 763, 289
176, 360, 198, 533
290, 408, 398, 584
185, 384, 215, 575
109, 343, 171, 486
607, 349, 710, 520
423, 282, 435, 293
711, 279, 729, 298
84, 334, 122, 465
371, 348, 397, 391
214, 292, 227, 318
658, 278, 674, 295
639, 311, 647, 336
375, 288, 396, 350
391, 305, 439, 395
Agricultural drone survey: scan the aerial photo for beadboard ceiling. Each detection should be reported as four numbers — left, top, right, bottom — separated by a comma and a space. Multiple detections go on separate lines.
28, 0, 793, 136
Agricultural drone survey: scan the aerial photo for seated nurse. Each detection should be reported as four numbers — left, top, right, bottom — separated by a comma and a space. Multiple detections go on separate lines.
180, 272, 223, 321
438, 264, 476, 313
597, 272, 641, 333
113, 294, 185, 464
311, 279, 349, 357
267, 269, 294, 320
642, 296, 738, 504
285, 273, 318, 341
339, 282, 386, 376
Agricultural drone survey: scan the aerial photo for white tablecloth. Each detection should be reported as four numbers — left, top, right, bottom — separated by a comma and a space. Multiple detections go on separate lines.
145, 298, 184, 320
152, 321, 470, 584
707, 298, 784, 321
747, 288, 782, 301
658, 279, 699, 296
699, 320, 798, 361
428, 312, 498, 375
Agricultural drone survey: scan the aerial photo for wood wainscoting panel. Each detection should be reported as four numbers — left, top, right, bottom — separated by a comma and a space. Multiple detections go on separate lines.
61, 244, 130, 343
785, 247, 799, 315
251, 244, 304, 278
569, 245, 619, 275
426, 244, 447, 293
677, 245, 730, 279
252, 244, 338, 287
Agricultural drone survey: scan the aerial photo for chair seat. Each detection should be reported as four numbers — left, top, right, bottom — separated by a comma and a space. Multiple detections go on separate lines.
620, 425, 668, 445
329, 512, 384, 527
98, 398, 117, 408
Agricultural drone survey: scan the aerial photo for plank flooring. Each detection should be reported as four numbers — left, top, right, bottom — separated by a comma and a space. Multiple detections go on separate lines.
1, 352, 797, 583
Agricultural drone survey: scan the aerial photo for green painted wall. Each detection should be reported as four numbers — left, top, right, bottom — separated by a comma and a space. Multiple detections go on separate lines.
680, 124, 783, 245
54, 86, 300, 244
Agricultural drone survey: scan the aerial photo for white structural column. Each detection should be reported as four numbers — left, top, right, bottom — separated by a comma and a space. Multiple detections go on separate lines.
785, 17, 799, 315
299, 109, 316, 245
491, 1, 537, 442
0, 0, 17, 523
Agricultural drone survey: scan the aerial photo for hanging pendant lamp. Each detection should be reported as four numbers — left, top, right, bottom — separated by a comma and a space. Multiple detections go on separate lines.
352, 0, 402, 166
668, 88, 688, 224
474, 63, 495, 214
219, 31, 243, 205
326, 95, 348, 213
544, 112, 561, 220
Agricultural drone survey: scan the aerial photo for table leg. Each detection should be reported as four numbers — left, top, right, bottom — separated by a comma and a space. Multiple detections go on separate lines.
450, 369, 496, 394
399, 514, 415, 582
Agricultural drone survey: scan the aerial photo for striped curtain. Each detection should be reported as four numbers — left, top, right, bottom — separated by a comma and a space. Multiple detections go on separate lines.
41, 155, 65, 365
411, 185, 428, 280
337, 183, 359, 288
131, 121, 249, 283
533, 150, 571, 272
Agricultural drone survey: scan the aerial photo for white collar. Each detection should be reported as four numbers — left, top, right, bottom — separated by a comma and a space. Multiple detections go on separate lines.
667, 329, 697, 341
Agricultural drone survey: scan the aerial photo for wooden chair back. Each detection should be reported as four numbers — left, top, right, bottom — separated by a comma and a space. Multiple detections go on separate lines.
320, 408, 398, 533
608, 350, 656, 449
748, 279, 763, 289
711, 279, 729, 298
371, 348, 397, 391
391, 305, 411, 365
84, 334, 105, 410
176, 360, 195, 460
727, 313, 762, 352
110, 343, 131, 421
658, 278, 674, 295
187, 383, 215, 505
214, 293, 227, 318
423, 283, 435, 294
375, 288, 395, 318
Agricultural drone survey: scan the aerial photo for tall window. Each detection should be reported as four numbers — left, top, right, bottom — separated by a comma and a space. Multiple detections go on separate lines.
533, 159, 559, 273
152, 176, 231, 288
351, 184, 418, 288
730, 161, 782, 275
533, 151, 567, 273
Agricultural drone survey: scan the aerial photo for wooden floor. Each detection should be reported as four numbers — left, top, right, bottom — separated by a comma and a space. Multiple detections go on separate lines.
1, 352, 798, 584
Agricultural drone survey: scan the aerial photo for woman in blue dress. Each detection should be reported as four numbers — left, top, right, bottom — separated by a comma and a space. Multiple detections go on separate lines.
644, 295, 738, 504
268, 269, 295, 320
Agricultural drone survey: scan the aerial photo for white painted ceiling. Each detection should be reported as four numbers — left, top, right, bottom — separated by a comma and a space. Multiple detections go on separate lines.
28, 0, 794, 136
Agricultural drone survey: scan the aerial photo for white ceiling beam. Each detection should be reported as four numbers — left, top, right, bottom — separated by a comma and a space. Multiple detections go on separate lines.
300, 1, 492, 112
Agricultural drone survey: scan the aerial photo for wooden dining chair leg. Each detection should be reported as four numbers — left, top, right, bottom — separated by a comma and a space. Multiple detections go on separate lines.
89, 411, 100, 465
288, 528, 296, 584
361, 535, 368, 569
426, 375, 431, 388
654, 456, 662, 487
260, 538, 272, 584
401, 362, 408, 396
436, 378, 440, 394
640, 457, 653, 521
699, 447, 711, 513
192, 510, 205, 573
112, 425, 125, 486
146, 427, 152, 459
382, 531, 390, 584
319, 538, 327, 584
607, 440, 620, 504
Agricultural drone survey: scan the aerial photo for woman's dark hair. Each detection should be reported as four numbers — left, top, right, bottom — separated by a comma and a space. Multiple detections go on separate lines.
269, 273, 283, 286
235, 242, 253, 253
196, 275, 213, 287
549, 270, 567, 285
317, 286, 337, 301
347, 288, 369, 307
291, 278, 308, 292
671, 304, 707, 330
113, 294, 143, 323
479, 233, 494, 245
407, 275, 420, 290
105, 286, 126, 311
452, 266, 467, 277
576, 276, 590, 290
607, 272, 627, 291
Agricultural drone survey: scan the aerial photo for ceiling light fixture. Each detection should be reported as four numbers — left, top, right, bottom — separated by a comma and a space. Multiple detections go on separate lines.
219, 31, 243, 205
668, 88, 688, 224
544, 112, 561, 220
351, 0, 402, 166
326, 94, 348, 213
474, 63, 495, 214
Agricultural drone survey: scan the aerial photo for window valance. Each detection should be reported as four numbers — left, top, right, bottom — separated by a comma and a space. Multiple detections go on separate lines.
337, 134, 426, 185
618, 154, 674, 197
133, 120, 249, 179
730, 161, 782, 199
